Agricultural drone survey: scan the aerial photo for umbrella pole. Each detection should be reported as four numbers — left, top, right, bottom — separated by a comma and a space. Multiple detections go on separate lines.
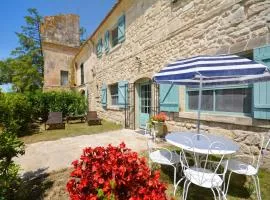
197, 74, 203, 137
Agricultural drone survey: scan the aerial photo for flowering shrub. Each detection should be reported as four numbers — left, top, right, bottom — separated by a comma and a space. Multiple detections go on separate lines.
66, 143, 168, 200
151, 112, 168, 122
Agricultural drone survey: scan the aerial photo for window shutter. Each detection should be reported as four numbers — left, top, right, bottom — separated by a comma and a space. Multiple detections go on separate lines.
118, 14, 125, 43
96, 39, 103, 58
118, 81, 128, 108
253, 45, 270, 119
101, 84, 107, 107
159, 84, 179, 112
104, 31, 110, 52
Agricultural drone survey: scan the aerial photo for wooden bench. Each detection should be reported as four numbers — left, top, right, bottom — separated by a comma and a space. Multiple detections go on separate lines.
86, 111, 102, 125
45, 112, 65, 130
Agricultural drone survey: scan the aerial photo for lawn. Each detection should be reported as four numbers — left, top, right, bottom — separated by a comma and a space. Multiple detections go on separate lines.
20, 120, 122, 144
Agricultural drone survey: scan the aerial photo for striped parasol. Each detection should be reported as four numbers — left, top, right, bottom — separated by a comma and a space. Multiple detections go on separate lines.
153, 54, 270, 135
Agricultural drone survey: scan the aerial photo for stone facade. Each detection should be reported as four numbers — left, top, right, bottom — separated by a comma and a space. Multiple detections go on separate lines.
41, 14, 80, 90
43, 0, 270, 166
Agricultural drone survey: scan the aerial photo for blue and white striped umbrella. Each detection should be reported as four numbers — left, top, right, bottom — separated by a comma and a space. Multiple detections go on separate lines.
154, 55, 270, 86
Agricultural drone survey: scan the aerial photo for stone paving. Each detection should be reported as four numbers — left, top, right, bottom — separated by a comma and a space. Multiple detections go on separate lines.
14, 129, 148, 175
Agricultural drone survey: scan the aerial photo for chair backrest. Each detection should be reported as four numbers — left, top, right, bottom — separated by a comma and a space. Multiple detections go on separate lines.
47, 112, 63, 123
87, 111, 98, 119
180, 134, 228, 186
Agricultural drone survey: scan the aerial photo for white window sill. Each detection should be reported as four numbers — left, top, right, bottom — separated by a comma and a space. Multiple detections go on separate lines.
108, 43, 122, 54
178, 112, 253, 126
107, 106, 122, 111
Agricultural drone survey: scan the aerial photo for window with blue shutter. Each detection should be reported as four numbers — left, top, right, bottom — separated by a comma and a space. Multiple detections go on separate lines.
104, 31, 110, 52
253, 45, 270, 119
118, 81, 128, 108
117, 14, 125, 43
96, 39, 103, 58
101, 84, 107, 107
159, 84, 179, 112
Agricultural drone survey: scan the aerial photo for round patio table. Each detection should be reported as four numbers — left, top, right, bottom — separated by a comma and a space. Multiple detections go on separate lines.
166, 132, 240, 155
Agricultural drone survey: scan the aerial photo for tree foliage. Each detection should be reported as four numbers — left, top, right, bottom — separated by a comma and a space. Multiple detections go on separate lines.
0, 8, 43, 93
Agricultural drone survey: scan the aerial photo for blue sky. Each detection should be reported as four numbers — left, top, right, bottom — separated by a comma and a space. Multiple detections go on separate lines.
0, 0, 116, 60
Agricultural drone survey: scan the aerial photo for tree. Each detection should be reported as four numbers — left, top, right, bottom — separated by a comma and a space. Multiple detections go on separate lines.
12, 8, 44, 86
80, 27, 87, 45
0, 60, 12, 84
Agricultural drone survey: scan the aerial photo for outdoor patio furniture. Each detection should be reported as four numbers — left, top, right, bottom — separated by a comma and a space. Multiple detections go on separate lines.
86, 111, 101, 125
66, 114, 86, 123
45, 112, 65, 130
147, 139, 180, 188
144, 122, 156, 140
175, 134, 229, 200
222, 135, 270, 200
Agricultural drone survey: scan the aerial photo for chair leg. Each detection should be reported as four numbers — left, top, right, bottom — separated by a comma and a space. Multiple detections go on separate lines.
184, 181, 191, 200
182, 179, 188, 200
252, 175, 262, 200
224, 171, 233, 196
211, 188, 217, 200
173, 165, 177, 187
173, 176, 185, 196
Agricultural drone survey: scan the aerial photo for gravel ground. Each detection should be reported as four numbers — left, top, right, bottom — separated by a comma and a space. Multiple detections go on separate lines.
15, 129, 148, 175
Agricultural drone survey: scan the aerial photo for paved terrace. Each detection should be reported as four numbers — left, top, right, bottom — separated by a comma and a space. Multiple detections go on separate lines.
15, 129, 148, 175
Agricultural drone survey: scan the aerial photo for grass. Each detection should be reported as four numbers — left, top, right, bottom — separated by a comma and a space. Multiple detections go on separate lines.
20, 120, 122, 144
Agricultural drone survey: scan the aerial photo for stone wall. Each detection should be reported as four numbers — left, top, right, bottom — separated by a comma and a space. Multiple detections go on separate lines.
74, 0, 270, 119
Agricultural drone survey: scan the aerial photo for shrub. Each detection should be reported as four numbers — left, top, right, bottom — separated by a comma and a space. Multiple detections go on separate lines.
28, 90, 87, 121
67, 143, 168, 200
0, 93, 32, 136
0, 130, 25, 199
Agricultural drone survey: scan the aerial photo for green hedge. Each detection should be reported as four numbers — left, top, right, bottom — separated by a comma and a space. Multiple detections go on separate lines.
0, 90, 87, 136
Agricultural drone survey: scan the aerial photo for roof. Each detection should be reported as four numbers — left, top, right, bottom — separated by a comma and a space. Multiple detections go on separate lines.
74, 0, 122, 60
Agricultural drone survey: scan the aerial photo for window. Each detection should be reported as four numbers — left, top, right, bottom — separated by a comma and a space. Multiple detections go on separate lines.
60, 71, 68, 86
110, 84, 118, 106
111, 26, 118, 47
80, 63, 84, 85
96, 39, 103, 58
187, 87, 252, 114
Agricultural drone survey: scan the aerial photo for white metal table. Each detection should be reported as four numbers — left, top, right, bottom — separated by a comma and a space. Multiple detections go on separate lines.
166, 132, 240, 155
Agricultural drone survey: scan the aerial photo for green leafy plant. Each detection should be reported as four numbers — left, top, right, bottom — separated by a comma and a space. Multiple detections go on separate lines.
0, 130, 25, 199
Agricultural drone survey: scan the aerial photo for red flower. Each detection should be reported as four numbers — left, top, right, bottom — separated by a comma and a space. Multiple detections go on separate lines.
66, 143, 168, 200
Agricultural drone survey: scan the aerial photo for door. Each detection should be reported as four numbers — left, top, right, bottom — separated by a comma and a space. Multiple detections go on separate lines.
139, 83, 151, 128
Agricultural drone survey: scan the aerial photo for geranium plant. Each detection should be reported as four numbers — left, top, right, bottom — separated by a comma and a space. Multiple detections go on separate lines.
151, 112, 168, 123
66, 143, 169, 200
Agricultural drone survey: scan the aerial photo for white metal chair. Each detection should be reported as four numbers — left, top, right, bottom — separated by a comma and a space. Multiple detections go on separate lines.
175, 134, 228, 200
144, 122, 156, 140
147, 139, 180, 187
223, 135, 270, 200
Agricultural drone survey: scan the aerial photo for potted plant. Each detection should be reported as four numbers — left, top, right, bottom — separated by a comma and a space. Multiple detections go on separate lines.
150, 112, 168, 137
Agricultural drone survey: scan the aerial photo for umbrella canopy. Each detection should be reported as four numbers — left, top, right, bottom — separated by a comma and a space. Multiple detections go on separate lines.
153, 54, 270, 135
154, 55, 270, 86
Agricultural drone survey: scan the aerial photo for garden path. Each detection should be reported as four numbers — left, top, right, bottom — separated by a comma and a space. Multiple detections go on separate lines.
14, 129, 148, 175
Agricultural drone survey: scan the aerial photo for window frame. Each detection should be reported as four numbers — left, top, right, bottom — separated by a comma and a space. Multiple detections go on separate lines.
185, 84, 253, 116
109, 83, 119, 106
60, 70, 69, 86
111, 25, 119, 47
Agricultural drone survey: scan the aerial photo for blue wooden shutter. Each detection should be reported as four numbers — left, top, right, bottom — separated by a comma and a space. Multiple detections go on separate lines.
104, 31, 110, 52
159, 84, 179, 112
118, 14, 125, 43
253, 45, 270, 119
101, 84, 107, 107
118, 81, 128, 108
96, 39, 103, 58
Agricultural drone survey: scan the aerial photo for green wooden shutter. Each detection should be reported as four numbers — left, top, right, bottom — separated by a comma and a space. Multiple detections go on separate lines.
253, 45, 270, 119
118, 81, 128, 108
96, 39, 103, 58
118, 14, 125, 43
101, 84, 107, 107
159, 84, 179, 112
104, 31, 110, 52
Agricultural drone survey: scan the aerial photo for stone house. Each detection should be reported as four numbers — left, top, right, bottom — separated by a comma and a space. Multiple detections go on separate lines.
41, 0, 270, 161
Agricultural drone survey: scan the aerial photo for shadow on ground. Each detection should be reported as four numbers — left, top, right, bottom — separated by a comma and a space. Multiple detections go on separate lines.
16, 168, 54, 200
